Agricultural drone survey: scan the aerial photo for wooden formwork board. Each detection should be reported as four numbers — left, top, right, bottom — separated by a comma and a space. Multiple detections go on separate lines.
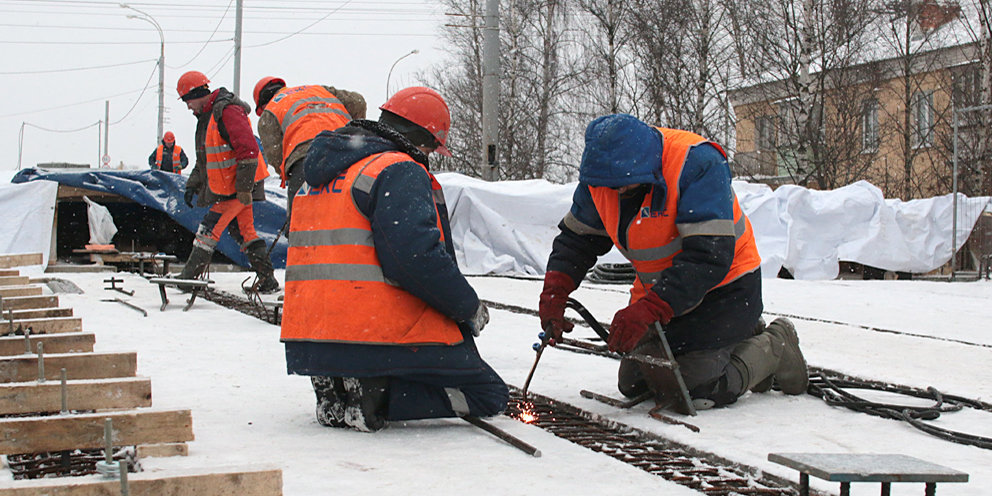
136, 442, 189, 458
4, 317, 82, 335
9, 308, 73, 320
0, 377, 152, 416
0, 286, 43, 298
0, 276, 29, 287
0, 464, 282, 496
0, 270, 18, 277
0, 352, 137, 383
0, 408, 193, 455
0, 296, 59, 311
0, 333, 95, 357
0, 254, 42, 269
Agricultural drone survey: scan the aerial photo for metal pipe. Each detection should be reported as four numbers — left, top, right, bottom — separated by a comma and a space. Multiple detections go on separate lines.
60, 368, 68, 414
104, 418, 114, 463
36, 342, 45, 382
233, 0, 243, 95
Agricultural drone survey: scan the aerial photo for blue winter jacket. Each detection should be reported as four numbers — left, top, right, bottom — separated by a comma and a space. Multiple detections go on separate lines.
284, 120, 488, 377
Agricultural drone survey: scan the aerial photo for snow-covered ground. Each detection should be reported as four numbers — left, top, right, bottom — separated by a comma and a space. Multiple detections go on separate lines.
3, 270, 990, 496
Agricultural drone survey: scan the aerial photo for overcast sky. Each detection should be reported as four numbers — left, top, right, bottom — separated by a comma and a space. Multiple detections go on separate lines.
1, 0, 449, 171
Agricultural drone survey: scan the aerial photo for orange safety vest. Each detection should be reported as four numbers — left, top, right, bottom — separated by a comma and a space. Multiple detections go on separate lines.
265, 85, 351, 180
280, 151, 464, 346
154, 145, 183, 173
589, 127, 761, 303
204, 115, 268, 195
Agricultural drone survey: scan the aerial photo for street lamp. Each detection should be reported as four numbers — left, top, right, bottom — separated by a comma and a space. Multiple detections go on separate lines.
386, 49, 420, 100
121, 3, 165, 143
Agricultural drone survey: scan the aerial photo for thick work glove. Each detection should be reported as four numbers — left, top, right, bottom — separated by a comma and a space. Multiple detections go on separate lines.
465, 302, 490, 337
538, 271, 577, 343
607, 291, 674, 353
236, 191, 252, 206
183, 188, 196, 208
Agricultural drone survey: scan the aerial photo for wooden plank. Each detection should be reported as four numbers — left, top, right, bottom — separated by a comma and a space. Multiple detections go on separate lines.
0, 465, 281, 496
0, 276, 30, 287
0, 254, 43, 269
0, 377, 151, 416
0, 286, 43, 298
136, 442, 189, 458
0, 408, 193, 455
0, 270, 19, 277
0, 295, 59, 311
0, 352, 137, 383
0, 333, 95, 357
9, 308, 73, 320
5, 317, 82, 335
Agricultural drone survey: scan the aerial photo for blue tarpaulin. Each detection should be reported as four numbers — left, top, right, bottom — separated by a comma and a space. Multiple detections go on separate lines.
11, 169, 289, 268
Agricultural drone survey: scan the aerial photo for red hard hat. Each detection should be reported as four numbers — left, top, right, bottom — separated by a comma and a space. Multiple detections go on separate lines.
380, 86, 451, 156
253, 76, 286, 115
176, 71, 210, 99
163, 131, 175, 144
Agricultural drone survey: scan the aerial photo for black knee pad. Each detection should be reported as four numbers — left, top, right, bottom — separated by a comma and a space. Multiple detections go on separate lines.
689, 376, 739, 408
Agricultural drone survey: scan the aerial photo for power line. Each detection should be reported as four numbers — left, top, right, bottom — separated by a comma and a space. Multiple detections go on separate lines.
0, 84, 153, 118
248, 0, 357, 48
0, 38, 231, 45
167, 0, 233, 69
0, 58, 156, 75
110, 61, 159, 125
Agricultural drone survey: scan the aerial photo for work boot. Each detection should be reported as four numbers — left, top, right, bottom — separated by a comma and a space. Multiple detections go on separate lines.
244, 239, 280, 294
178, 246, 213, 282
732, 318, 809, 395
312, 376, 347, 428
342, 377, 389, 432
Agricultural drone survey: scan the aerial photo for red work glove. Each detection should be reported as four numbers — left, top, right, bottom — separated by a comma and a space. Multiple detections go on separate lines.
607, 291, 674, 353
538, 271, 577, 343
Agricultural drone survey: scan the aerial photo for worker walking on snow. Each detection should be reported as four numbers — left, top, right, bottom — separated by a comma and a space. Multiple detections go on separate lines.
252, 76, 366, 226
175, 70, 280, 294
539, 114, 808, 410
148, 131, 189, 174
280, 86, 507, 432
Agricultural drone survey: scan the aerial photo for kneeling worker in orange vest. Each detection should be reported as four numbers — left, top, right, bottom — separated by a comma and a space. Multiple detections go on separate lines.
280, 87, 507, 432
147, 131, 188, 174
539, 114, 809, 410
175, 70, 280, 294
252, 77, 366, 228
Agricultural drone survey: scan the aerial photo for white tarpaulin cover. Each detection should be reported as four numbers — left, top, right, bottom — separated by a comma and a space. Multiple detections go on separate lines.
1, 174, 987, 280
0, 179, 57, 271
437, 174, 991, 280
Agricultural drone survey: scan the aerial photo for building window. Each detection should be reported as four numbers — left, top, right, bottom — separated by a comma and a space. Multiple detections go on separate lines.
953, 64, 980, 107
912, 90, 934, 148
862, 98, 879, 152
757, 116, 776, 150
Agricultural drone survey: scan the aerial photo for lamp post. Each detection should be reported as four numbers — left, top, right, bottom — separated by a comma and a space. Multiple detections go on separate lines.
386, 49, 419, 100
121, 3, 165, 143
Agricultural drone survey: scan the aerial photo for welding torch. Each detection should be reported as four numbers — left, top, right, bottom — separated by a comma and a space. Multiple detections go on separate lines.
521, 298, 609, 398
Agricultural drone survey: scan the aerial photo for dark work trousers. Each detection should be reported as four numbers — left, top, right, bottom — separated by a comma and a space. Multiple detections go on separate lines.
384, 360, 509, 421
284, 158, 305, 230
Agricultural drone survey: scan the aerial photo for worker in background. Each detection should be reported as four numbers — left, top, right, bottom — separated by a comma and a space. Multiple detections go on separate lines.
148, 131, 189, 174
280, 87, 507, 432
539, 114, 808, 411
175, 70, 280, 294
253, 77, 366, 226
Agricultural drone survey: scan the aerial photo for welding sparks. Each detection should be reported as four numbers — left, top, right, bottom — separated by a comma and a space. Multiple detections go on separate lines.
518, 410, 538, 424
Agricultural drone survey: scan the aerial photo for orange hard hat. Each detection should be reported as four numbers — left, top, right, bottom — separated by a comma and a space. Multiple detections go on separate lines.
253, 76, 286, 116
176, 71, 210, 100
163, 131, 175, 144
380, 86, 451, 156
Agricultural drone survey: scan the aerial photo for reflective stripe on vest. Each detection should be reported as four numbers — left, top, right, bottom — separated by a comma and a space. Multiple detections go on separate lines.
266, 86, 351, 176
155, 145, 183, 173
204, 116, 268, 195
589, 127, 761, 303
280, 151, 462, 346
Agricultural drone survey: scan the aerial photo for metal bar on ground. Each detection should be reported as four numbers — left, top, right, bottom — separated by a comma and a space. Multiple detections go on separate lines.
463, 416, 541, 457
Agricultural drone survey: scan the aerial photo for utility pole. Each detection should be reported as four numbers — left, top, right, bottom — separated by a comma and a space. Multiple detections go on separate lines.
233, 0, 244, 96
103, 101, 110, 168
122, 4, 164, 143
481, 0, 499, 181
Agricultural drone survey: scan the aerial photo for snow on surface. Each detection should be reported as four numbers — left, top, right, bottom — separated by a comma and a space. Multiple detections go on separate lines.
2, 270, 990, 496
